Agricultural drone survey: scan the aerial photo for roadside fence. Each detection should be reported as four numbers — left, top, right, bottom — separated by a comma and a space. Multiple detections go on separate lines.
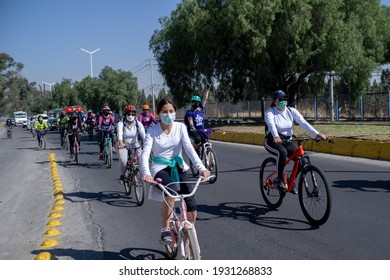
176, 92, 390, 121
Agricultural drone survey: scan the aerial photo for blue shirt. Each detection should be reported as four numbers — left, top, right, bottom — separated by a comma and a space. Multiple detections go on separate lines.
185, 105, 205, 131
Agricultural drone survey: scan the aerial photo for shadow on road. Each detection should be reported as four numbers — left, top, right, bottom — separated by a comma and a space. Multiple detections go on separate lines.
63, 190, 141, 208
197, 202, 318, 230
332, 179, 390, 193
32, 247, 167, 260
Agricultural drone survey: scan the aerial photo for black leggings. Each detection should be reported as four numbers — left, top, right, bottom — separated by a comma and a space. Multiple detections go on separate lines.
264, 135, 298, 178
188, 130, 205, 144
155, 167, 197, 212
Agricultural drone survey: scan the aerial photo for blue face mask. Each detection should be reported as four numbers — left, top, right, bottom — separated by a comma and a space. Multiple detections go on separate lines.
160, 113, 176, 125
277, 101, 287, 110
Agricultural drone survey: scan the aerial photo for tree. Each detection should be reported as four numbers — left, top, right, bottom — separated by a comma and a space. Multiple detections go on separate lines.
0, 53, 24, 114
96, 66, 138, 112
150, 0, 390, 104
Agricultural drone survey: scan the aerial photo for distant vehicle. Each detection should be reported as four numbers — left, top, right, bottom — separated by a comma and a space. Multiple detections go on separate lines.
13, 111, 28, 127
65, 105, 84, 115
47, 118, 58, 130
38, 114, 49, 121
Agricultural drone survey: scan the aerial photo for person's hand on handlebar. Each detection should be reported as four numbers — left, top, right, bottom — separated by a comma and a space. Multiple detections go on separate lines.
118, 140, 126, 149
316, 133, 327, 140
200, 169, 211, 179
143, 175, 154, 184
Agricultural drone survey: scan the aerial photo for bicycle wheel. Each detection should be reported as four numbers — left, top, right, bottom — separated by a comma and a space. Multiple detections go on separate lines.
183, 226, 201, 260
259, 157, 285, 209
89, 128, 93, 140
298, 165, 331, 226
205, 147, 218, 184
165, 220, 178, 259
107, 140, 112, 168
74, 141, 79, 165
43, 137, 46, 149
133, 167, 145, 206
123, 166, 132, 196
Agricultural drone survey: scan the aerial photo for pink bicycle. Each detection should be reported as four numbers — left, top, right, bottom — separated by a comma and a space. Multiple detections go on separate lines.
152, 176, 214, 260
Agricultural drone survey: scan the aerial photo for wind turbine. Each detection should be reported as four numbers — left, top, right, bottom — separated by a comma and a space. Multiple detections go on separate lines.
80, 47, 101, 77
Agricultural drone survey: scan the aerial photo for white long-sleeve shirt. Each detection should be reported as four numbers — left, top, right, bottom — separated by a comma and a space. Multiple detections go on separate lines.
117, 119, 145, 147
265, 106, 318, 138
141, 122, 206, 178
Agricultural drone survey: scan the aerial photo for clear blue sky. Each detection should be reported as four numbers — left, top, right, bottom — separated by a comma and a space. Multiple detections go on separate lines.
1, 0, 389, 94
0, 0, 181, 95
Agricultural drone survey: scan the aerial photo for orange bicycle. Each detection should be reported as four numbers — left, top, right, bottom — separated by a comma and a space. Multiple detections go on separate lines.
259, 137, 331, 226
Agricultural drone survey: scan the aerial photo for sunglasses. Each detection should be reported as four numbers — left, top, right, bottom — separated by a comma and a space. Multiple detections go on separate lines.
126, 113, 136, 116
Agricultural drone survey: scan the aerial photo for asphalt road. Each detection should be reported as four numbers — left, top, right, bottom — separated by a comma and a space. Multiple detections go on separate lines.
1, 125, 390, 260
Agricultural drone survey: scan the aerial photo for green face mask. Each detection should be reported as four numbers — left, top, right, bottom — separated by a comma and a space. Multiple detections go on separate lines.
277, 100, 287, 110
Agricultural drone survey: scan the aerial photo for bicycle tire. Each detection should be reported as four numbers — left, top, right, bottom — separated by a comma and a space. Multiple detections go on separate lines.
133, 167, 145, 206
298, 165, 331, 226
74, 140, 79, 165
205, 147, 218, 184
89, 128, 93, 140
107, 140, 112, 168
183, 226, 201, 260
103, 148, 108, 164
123, 167, 132, 196
43, 137, 46, 149
259, 157, 285, 209
164, 221, 178, 259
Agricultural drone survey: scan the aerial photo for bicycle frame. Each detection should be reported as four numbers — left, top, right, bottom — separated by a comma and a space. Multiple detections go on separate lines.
125, 147, 141, 182
71, 133, 79, 150
265, 138, 312, 192
104, 134, 112, 151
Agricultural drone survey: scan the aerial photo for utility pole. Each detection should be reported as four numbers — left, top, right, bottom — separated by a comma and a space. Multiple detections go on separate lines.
80, 48, 101, 77
147, 59, 156, 114
329, 71, 335, 121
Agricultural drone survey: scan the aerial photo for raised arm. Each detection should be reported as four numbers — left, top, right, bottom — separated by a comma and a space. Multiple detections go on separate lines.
201, 83, 210, 108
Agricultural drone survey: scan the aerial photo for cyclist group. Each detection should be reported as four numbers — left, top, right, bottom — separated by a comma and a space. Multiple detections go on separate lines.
28, 84, 326, 246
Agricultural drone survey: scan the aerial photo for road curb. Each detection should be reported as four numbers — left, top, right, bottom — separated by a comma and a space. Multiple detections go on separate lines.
34, 152, 65, 260
210, 131, 389, 161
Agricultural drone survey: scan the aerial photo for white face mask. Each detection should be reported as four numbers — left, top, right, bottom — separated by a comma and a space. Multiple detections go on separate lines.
126, 115, 135, 122
160, 113, 176, 125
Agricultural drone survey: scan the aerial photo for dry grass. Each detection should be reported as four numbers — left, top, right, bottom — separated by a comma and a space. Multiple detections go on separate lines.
217, 124, 390, 142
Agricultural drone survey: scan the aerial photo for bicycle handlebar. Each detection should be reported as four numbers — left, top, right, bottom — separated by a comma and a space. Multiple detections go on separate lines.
151, 176, 216, 200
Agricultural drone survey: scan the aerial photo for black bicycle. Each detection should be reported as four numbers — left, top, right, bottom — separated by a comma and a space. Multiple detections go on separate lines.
69, 132, 81, 165
123, 146, 145, 206
7, 126, 12, 139
189, 129, 218, 184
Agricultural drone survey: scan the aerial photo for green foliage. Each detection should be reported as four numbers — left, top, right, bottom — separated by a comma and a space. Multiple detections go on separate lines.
150, 0, 390, 104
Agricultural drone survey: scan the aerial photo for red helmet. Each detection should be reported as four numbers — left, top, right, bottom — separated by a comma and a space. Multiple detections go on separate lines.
123, 105, 136, 113
102, 105, 110, 111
